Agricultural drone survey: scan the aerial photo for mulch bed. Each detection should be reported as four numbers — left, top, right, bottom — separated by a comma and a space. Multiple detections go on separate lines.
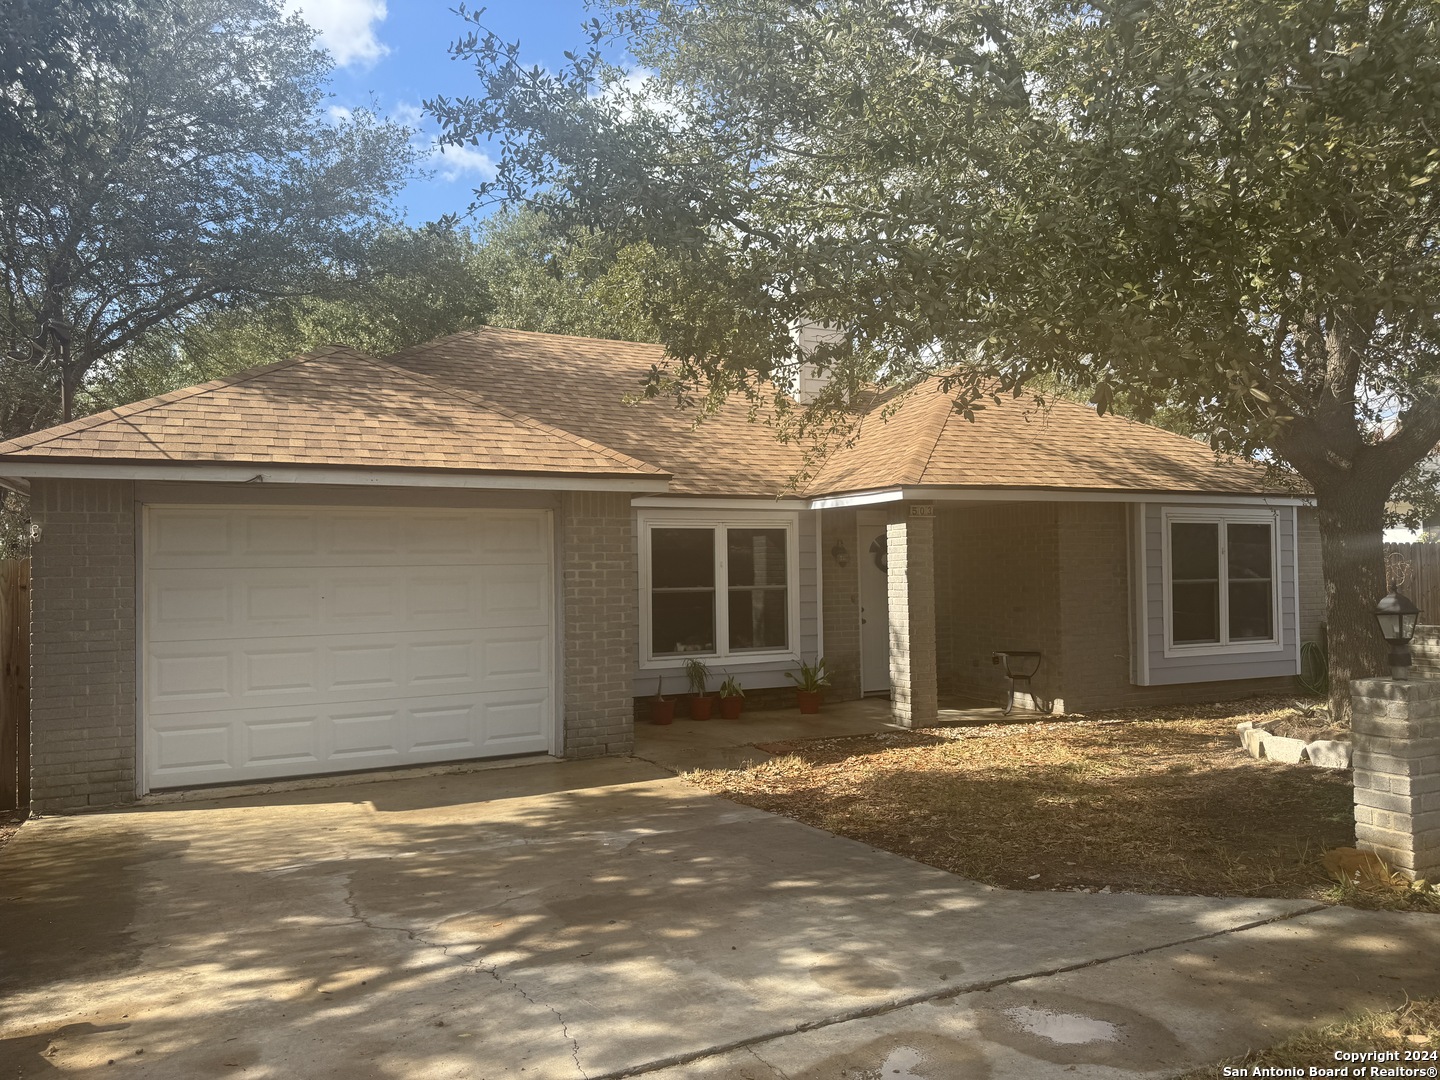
688, 695, 1363, 899
0, 810, 24, 855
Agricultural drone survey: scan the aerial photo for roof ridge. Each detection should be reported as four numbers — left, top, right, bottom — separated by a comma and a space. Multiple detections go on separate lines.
358, 354, 668, 476
910, 380, 960, 486
0, 349, 356, 456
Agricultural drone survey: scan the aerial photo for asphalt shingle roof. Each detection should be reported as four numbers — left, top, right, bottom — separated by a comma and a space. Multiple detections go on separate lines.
0, 345, 667, 479
0, 327, 1289, 498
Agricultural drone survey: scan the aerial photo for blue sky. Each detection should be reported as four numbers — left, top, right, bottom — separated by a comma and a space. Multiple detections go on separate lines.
287, 1, 603, 225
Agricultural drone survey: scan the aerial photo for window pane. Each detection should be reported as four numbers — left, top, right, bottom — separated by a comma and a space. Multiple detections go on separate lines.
1173, 582, 1220, 644
1171, 522, 1219, 580
728, 529, 787, 587
1171, 522, 1220, 645
653, 592, 715, 656
729, 588, 788, 651
652, 528, 714, 589
1229, 581, 1273, 641
1227, 523, 1272, 581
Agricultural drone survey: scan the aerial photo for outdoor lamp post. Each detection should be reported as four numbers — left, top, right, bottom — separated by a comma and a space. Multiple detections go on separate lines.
1374, 584, 1422, 679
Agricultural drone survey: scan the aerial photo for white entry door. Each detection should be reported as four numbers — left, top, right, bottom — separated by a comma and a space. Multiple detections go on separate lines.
858, 517, 890, 695
142, 505, 554, 790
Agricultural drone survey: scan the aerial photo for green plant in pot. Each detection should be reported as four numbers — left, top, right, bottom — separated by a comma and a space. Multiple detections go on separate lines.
684, 657, 714, 721
717, 674, 745, 720
786, 658, 831, 714
652, 675, 675, 725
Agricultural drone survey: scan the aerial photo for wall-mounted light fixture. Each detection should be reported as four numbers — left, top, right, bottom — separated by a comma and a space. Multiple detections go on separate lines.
830, 540, 850, 567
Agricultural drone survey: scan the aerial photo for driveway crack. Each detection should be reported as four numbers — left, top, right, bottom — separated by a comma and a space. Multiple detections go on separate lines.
340, 882, 587, 1078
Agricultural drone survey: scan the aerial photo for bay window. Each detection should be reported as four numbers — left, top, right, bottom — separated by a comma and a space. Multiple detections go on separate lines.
1164, 510, 1279, 651
644, 517, 795, 662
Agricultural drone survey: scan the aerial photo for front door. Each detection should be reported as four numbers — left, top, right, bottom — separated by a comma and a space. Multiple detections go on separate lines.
858, 516, 890, 694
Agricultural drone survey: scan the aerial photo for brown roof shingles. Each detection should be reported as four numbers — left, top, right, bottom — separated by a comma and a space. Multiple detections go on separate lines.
0, 345, 668, 479
806, 379, 1281, 497
0, 328, 1287, 498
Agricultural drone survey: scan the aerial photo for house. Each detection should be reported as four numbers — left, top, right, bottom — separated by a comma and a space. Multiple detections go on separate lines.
0, 327, 1322, 812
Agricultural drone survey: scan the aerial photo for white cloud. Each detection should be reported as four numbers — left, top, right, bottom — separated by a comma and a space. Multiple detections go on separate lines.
286, 0, 389, 69
430, 142, 497, 183
391, 101, 425, 129
326, 104, 353, 124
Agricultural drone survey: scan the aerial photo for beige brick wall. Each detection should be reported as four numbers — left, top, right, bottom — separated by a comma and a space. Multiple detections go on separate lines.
887, 506, 938, 726
560, 491, 636, 757
1351, 677, 1440, 879
29, 479, 137, 812
935, 503, 1064, 707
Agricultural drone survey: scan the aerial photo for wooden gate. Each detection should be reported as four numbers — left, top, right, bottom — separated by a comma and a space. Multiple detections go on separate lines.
1385, 543, 1440, 621
1, 558, 30, 812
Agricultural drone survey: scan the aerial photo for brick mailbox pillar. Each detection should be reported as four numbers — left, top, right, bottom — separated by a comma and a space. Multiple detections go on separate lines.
1351, 677, 1440, 881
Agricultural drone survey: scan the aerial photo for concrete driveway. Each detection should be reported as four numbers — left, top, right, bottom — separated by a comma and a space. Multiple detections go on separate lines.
1, 758, 1438, 1079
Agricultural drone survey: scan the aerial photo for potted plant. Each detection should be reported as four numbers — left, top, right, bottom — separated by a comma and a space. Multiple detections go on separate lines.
651, 675, 675, 726
684, 657, 714, 721
786, 658, 831, 714
717, 674, 745, 719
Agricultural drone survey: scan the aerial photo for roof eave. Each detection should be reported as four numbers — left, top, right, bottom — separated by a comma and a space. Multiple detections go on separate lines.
0, 459, 671, 493
807, 484, 1312, 508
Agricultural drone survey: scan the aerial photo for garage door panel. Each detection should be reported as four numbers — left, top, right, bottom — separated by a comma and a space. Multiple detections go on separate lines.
481, 693, 550, 747
146, 507, 552, 569
147, 570, 548, 643
144, 506, 555, 789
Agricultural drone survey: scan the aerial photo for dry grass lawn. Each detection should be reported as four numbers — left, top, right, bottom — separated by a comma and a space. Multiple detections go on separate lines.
690, 695, 1367, 900
1174, 996, 1440, 1078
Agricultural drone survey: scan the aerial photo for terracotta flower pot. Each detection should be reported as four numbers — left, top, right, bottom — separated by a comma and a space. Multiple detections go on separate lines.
797, 690, 823, 714
719, 695, 743, 720
690, 695, 714, 721
652, 699, 675, 725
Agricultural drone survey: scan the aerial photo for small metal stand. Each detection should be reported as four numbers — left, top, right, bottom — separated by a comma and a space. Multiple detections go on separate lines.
992, 651, 1043, 715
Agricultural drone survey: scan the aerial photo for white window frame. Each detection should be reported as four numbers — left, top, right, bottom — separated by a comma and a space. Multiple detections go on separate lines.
1161, 507, 1284, 657
638, 509, 802, 669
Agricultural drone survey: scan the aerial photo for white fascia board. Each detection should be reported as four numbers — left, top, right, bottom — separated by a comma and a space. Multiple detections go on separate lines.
631, 495, 808, 509
0, 461, 671, 493
897, 486, 1312, 507
807, 488, 905, 510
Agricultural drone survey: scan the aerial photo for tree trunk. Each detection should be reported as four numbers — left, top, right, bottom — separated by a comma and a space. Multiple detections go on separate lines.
1314, 480, 1390, 724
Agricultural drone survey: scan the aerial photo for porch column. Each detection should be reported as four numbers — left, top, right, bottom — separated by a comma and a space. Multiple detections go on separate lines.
887, 503, 938, 727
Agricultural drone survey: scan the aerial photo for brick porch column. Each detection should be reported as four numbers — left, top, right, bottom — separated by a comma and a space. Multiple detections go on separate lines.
887, 503, 938, 728
1351, 677, 1440, 881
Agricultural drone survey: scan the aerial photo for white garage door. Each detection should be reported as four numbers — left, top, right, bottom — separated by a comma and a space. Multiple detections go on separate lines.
142, 505, 554, 790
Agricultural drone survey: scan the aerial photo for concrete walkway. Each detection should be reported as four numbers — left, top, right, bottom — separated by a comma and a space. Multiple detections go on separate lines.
1, 759, 1437, 1079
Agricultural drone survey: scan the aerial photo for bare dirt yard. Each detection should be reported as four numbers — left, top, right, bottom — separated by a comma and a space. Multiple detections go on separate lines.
689, 695, 1389, 903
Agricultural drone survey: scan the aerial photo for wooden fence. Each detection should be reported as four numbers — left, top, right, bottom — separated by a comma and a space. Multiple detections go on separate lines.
1384, 543, 1440, 623
0, 558, 29, 812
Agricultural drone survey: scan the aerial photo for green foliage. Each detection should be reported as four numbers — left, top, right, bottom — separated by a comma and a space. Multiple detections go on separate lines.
0, 0, 417, 435
440, 0, 1440, 713
717, 674, 745, 699
785, 658, 832, 693
473, 209, 659, 343
683, 657, 711, 696
81, 227, 494, 411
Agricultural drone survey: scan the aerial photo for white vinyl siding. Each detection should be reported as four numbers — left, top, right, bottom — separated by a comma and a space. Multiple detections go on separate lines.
1133, 503, 1300, 686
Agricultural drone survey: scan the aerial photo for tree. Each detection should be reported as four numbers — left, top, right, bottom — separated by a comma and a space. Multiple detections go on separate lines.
432, 0, 1440, 719
473, 208, 659, 343
83, 225, 496, 411
0, 0, 417, 437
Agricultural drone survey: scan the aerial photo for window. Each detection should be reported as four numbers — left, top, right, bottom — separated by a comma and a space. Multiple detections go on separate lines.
643, 518, 795, 662
1165, 513, 1278, 650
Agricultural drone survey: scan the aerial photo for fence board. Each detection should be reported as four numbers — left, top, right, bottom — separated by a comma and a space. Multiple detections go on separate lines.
0, 558, 30, 812
1385, 542, 1440, 623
